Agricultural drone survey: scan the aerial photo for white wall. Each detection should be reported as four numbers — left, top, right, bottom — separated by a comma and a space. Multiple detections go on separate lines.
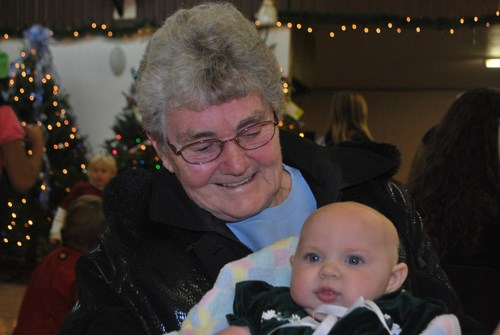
262, 27, 290, 77
1, 37, 149, 155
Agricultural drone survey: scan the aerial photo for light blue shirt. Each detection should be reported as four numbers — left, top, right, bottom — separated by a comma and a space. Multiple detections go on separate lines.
227, 164, 317, 251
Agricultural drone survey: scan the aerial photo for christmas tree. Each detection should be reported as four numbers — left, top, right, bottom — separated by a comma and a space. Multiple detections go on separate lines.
0, 25, 89, 267
104, 69, 161, 173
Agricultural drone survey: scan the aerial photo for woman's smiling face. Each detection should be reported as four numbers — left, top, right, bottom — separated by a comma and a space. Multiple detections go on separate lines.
151, 94, 289, 222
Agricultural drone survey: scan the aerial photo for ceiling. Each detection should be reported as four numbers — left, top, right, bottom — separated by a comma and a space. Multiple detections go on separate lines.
2, 0, 500, 91
1, 0, 499, 36
290, 23, 500, 91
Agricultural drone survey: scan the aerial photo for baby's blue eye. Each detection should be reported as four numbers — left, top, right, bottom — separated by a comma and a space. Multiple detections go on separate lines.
346, 255, 363, 265
305, 253, 321, 263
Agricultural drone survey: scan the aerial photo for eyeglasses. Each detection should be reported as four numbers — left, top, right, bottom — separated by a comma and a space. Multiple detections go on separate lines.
167, 118, 279, 165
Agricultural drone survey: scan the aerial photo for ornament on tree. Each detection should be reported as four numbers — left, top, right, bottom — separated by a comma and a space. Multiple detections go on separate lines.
23, 25, 59, 118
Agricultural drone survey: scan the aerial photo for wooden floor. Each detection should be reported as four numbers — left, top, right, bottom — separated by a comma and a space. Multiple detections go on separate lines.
0, 282, 26, 335
0, 264, 31, 335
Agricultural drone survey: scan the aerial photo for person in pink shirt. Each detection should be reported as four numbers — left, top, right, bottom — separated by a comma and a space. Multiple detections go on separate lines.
0, 50, 45, 193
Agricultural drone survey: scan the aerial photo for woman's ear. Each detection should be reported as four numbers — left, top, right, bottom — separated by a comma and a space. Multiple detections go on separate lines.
385, 262, 408, 294
147, 132, 174, 173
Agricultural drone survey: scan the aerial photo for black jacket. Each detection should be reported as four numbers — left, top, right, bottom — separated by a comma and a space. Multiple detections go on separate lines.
60, 131, 485, 335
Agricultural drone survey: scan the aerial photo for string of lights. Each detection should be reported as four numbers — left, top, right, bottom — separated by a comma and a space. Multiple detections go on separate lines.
2, 10, 500, 42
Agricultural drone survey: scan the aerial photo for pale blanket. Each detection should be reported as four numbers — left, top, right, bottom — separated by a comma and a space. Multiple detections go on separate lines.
168, 236, 298, 335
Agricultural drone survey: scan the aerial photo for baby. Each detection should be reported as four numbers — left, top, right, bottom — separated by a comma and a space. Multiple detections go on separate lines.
216, 201, 459, 334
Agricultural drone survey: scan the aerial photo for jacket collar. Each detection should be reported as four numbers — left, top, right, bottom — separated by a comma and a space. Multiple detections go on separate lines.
279, 130, 400, 207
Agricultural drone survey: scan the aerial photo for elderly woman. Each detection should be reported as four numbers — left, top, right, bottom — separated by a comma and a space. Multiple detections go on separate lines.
60, 2, 483, 335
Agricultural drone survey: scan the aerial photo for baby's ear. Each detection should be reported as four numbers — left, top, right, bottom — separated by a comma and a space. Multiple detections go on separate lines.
289, 255, 295, 266
386, 262, 408, 293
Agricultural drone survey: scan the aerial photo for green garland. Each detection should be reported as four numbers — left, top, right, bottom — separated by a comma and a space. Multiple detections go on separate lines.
1, 21, 158, 40
2, 11, 500, 41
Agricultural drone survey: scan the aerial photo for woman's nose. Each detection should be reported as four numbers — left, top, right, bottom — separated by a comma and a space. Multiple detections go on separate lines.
217, 140, 249, 174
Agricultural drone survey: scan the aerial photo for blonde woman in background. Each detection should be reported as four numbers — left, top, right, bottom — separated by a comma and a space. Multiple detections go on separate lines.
320, 90, 373, 146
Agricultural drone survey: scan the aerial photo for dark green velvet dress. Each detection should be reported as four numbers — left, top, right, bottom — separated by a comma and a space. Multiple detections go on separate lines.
226, 280, 451, 335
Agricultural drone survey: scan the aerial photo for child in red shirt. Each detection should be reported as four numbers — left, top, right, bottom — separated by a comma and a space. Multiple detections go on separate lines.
14, 195, 105, 335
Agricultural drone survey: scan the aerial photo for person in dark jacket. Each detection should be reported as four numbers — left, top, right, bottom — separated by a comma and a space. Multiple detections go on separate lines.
60, 2, 485, 335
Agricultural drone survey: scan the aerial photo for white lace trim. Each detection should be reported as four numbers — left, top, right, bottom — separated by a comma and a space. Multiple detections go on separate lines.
263, 297, 401, 335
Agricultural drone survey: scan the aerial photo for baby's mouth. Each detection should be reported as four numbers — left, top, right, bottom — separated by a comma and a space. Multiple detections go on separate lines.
315, 288, 340, 303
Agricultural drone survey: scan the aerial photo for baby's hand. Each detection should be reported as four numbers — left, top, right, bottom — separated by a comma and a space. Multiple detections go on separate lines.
49, 237, 61, 245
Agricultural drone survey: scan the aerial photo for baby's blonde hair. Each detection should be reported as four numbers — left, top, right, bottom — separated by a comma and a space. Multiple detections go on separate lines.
88, 154, 117, 176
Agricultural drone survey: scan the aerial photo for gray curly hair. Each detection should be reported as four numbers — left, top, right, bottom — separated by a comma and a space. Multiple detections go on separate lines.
135, 2, 285, 153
